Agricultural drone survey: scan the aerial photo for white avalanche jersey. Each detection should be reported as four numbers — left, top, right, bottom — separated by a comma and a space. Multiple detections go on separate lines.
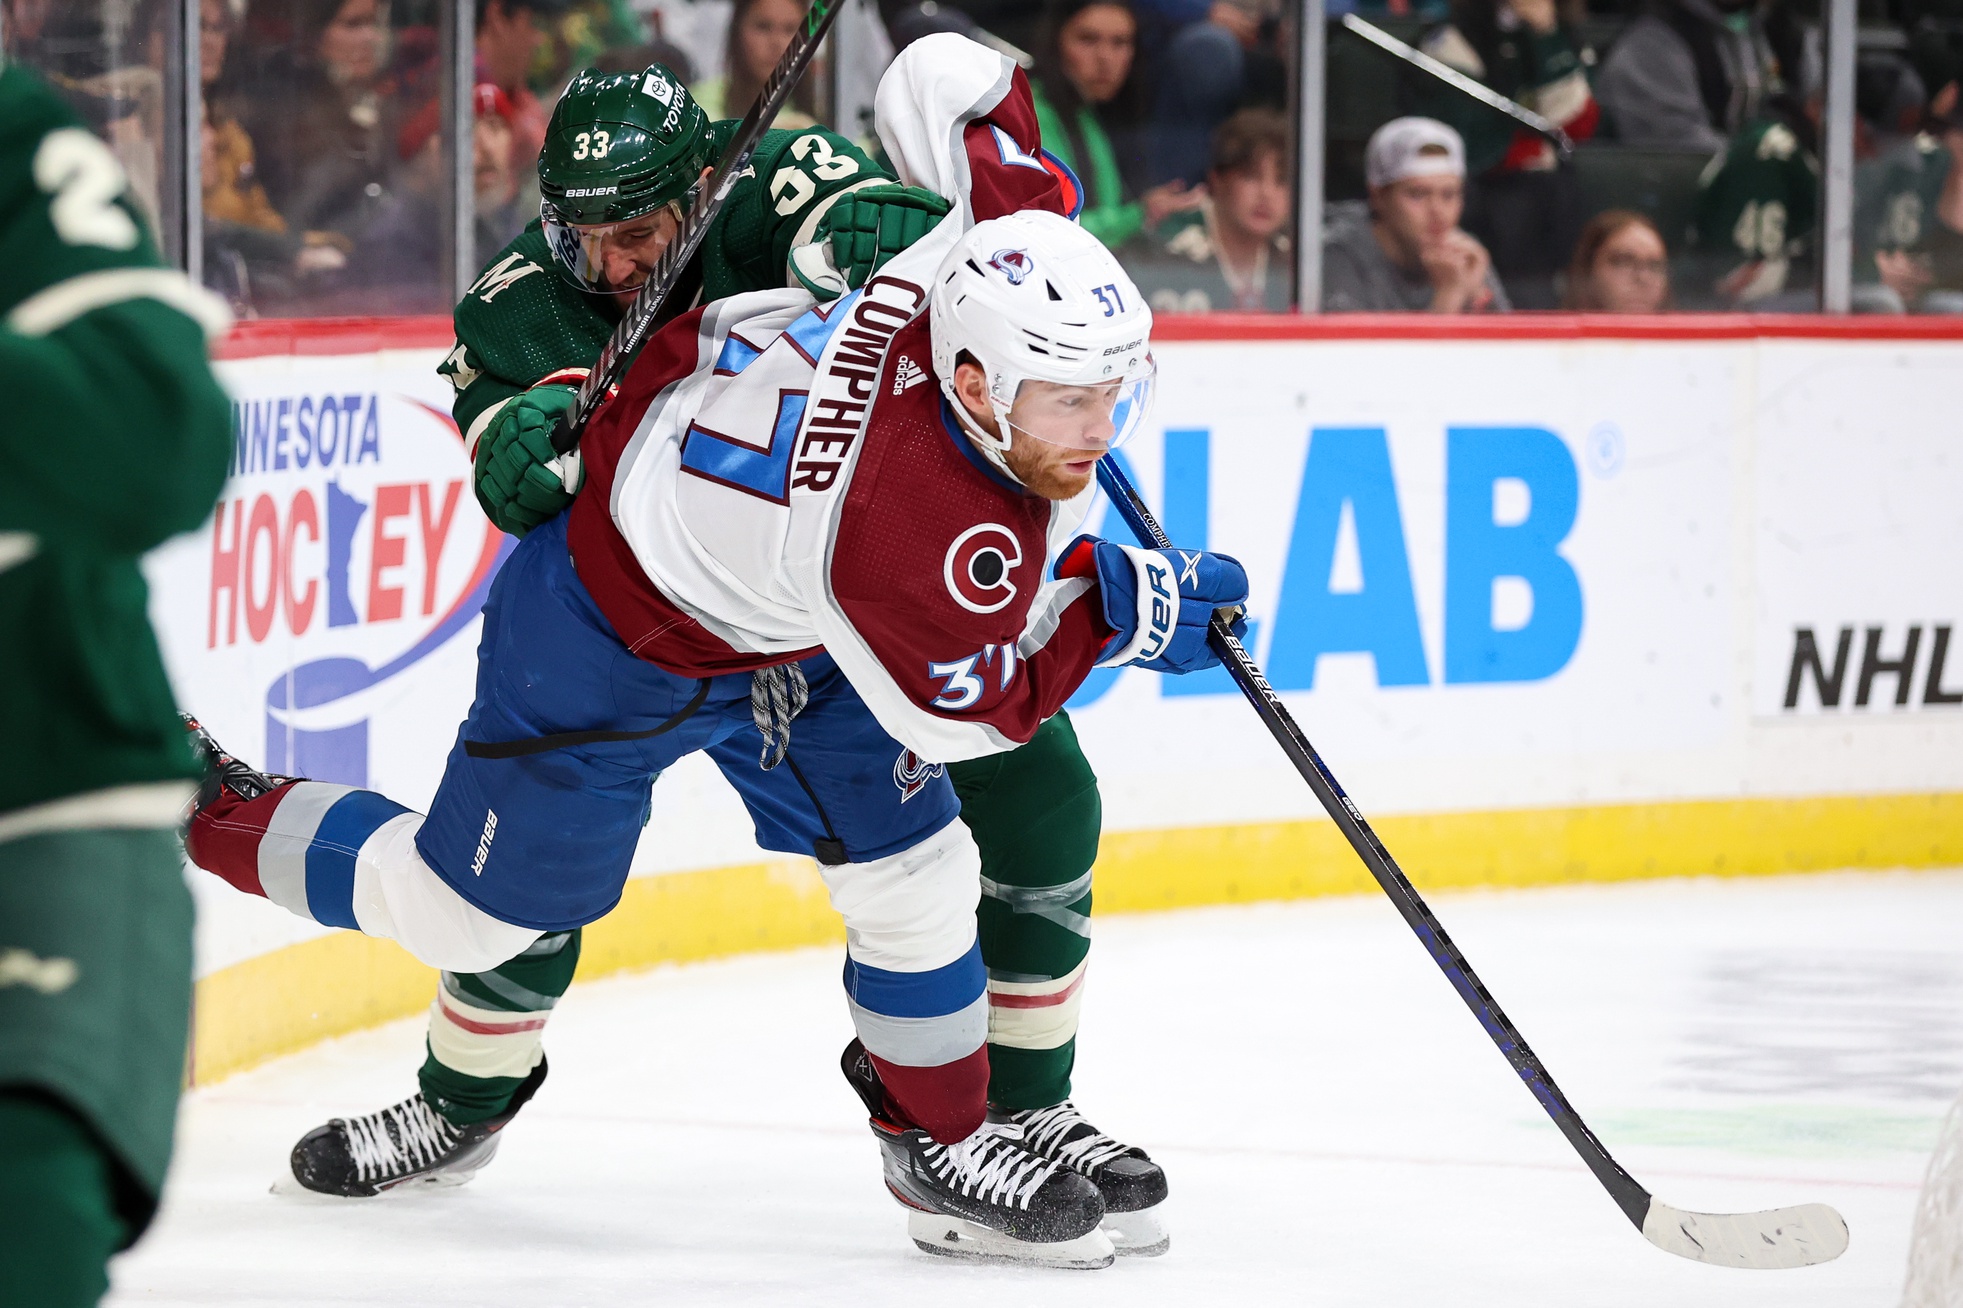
566, 35, 1117, 762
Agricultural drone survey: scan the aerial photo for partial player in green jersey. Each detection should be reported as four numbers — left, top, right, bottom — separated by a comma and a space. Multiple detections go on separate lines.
441, 63, 949, 534
278, 62, 1169, 1256
0, 63, 232, 1308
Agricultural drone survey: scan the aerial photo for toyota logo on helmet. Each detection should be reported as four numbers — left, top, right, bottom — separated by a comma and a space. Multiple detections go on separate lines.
987, 249, 1034, 285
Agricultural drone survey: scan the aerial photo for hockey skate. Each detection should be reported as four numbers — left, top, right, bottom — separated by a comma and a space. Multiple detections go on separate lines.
287, 1057, 548, 1197
841, 1040, 1113, 1269
181, 712, 292, 809
1005, 1100, 1170, 1256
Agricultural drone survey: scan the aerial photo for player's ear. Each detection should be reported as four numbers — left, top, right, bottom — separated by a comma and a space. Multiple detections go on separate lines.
952, 361, 992, 423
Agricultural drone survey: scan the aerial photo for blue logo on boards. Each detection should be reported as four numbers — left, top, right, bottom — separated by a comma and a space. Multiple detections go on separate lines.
1067, 425, 1585, 708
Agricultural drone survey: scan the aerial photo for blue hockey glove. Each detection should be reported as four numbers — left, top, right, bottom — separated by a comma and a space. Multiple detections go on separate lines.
1059, 535, 1249, 675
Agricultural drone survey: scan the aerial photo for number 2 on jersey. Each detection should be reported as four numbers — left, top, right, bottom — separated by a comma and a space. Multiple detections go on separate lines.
33, 129, 139, 251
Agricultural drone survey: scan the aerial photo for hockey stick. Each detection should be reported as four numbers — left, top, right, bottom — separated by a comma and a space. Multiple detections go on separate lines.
549, 0, 846, 456
1340, 14, 1575, 160
1093, 455, 1848, 1270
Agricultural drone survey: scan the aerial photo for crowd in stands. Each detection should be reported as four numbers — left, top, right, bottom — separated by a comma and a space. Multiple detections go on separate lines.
7, 0, 1959, 314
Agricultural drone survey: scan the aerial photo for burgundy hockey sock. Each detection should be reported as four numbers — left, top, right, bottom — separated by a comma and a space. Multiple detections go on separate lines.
867, 1045, 990, 1144
184, 782, 299, 899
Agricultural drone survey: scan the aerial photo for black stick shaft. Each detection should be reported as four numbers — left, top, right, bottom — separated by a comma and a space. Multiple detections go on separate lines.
1094, 455, 1651, 1230
551, 0, 847, 455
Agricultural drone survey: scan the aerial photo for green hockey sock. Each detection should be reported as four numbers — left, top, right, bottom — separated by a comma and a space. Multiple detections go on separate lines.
950, 713, 1100, 1112
420, 929, 581, 1125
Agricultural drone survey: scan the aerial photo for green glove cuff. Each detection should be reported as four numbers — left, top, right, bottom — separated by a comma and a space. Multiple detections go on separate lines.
474, 385, 582, 538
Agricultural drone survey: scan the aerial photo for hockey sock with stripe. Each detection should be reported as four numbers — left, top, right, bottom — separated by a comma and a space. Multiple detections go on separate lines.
185, 780, 411, 929
949, 715, 1099, 1112
420, 929, 582, 1125
843, 939, 991, 1144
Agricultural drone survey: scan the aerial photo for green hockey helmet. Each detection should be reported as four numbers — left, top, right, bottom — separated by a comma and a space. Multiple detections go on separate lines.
538, 63, 713, 292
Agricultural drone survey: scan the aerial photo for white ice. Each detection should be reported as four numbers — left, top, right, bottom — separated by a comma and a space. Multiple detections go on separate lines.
111, 869, 1963, 1307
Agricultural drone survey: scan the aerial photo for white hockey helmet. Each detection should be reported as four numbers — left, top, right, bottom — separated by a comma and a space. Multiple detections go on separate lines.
929, 209, 1155, 478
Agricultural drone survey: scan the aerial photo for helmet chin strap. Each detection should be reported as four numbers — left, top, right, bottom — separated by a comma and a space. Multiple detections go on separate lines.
940, 374, 1025, 487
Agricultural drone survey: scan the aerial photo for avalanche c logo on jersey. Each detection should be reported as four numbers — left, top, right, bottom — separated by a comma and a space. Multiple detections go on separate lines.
892, 748, 946, 802
988, 249, 1034, 285
944, 523, 1023, 614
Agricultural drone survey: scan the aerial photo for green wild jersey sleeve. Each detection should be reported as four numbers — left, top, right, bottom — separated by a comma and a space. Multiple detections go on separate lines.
444, 222, 617, 446
697, 121, 892, 300
0, 65, 232, 555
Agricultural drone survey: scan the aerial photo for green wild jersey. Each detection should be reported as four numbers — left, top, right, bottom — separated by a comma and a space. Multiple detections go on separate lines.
1854, 133, 1954, 265
0, 65, 232, 820
441, 121, 888, 444
1693, 116, 1819, 270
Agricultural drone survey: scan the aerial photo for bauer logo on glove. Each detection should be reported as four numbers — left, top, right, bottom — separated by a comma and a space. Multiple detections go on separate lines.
1056, 536, 1250, 675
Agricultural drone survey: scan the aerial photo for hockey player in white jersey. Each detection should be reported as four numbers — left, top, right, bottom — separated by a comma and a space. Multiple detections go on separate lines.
184, 37, 1247, 1267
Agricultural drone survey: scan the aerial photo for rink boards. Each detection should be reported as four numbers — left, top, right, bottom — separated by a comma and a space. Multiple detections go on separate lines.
148, 314, 1963, 1082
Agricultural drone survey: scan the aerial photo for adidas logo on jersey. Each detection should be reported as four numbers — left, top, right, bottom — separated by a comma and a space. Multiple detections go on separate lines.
893, 356, 928, 395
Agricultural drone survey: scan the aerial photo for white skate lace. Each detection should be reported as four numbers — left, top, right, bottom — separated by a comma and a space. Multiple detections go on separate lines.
342, 1096, 464, 1183
923, 1121, 1060, 1210
1013, 1102, 1134, 1175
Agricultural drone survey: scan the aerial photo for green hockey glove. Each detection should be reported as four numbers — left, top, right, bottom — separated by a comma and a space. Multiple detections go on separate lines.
473, 385, 583, 538
804, 184, 953, 297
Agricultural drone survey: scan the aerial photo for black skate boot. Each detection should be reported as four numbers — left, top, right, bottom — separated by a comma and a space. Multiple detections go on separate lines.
287, 1057, 548, 1197
841, 1040, 1112, 1268
181, 712, 292, 809
1005, 1100, 1170, 1256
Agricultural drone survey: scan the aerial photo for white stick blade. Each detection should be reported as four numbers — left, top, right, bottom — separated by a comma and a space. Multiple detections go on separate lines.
1642, 1200, 1849, 1269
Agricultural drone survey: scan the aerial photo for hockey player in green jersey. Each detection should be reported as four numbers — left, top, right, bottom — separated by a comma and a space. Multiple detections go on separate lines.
0, 64, 233, 1307
264, 62, 1171, 1257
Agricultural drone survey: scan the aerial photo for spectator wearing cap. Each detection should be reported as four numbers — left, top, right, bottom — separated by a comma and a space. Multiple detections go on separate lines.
1031, 0, 1206, 250
1323, 117, 1510, 312
1127, 108, 1292, 311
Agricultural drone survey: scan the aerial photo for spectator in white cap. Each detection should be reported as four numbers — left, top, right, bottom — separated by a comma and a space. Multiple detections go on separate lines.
1322, 116, 1510, 313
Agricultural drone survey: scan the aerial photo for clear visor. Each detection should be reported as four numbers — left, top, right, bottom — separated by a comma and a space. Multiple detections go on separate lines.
999, 361, 1156, 454
540, 201, 684, 294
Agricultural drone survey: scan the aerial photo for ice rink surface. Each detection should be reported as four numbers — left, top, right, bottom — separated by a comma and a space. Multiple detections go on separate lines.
111, 869, 1963, 1308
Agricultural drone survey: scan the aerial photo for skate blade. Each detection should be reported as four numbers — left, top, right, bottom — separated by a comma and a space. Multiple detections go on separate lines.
1103, 1200, 1169, 1257
906, 1211, 1115, 1269
269, 1162, 487, 1199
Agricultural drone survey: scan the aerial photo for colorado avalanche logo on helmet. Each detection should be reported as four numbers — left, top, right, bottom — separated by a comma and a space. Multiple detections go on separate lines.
893, 748, 946, 803
988, 248, 1034, 285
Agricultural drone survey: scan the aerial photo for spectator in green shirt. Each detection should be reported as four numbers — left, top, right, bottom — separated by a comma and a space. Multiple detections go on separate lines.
1031, 0, 1201, 248
1127, 108, 1293, 312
